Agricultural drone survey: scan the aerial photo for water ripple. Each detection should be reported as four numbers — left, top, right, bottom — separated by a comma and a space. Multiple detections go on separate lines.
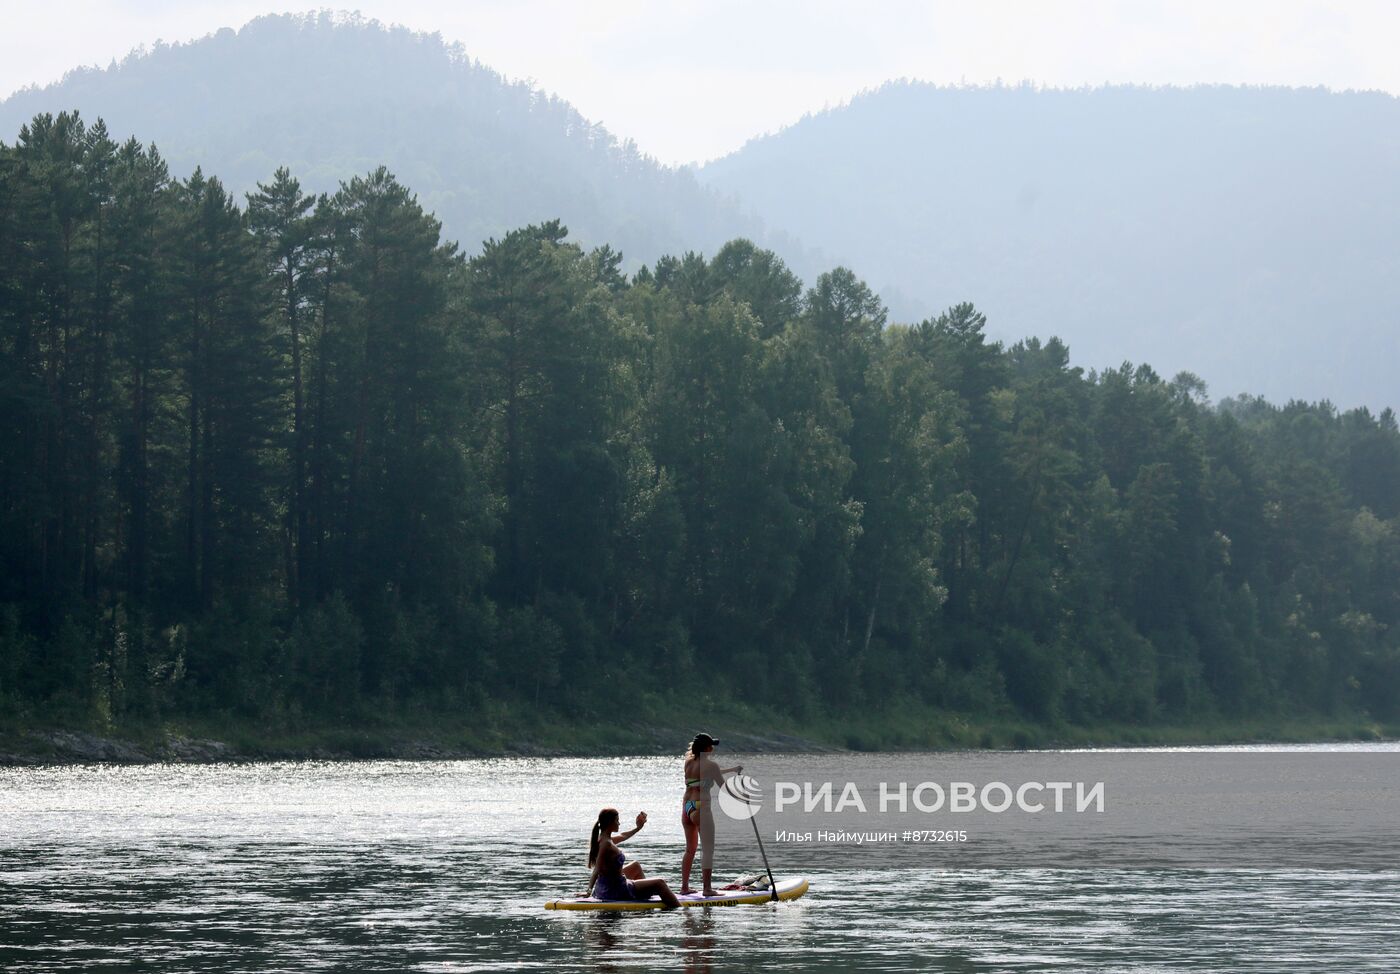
1, 757, 1397, 972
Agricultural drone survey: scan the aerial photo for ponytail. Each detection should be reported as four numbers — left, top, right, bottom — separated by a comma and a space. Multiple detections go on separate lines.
588, 807, 619, 867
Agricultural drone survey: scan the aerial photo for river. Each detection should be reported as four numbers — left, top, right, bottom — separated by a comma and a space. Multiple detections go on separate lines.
2, 745, 1397, 972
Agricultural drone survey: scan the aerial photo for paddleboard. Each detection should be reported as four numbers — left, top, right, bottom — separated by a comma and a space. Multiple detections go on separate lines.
544, 876, 809, 911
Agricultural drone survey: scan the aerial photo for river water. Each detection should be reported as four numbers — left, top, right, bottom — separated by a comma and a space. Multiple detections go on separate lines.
2, 745, 1398, 972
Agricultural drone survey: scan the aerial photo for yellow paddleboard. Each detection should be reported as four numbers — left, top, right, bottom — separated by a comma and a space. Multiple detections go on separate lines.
545, 877, 809, 911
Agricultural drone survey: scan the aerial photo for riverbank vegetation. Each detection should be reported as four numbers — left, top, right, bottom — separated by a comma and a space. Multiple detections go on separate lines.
2, 708, 1392, 765
3, 113, 1399, 748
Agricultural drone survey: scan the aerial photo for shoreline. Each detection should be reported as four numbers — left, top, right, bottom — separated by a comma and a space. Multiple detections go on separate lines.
2, 714, 1393, 767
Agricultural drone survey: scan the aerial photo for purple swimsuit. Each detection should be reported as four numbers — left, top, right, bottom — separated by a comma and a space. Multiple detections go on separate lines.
593, 847, 636, 901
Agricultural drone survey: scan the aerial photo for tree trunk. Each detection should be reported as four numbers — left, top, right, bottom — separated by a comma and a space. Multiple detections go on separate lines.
185, 288, 203, 609
992, 466, 1041, 621
309, 247, 335, 602
862, 546, 886, 657
287, 256, 307, 607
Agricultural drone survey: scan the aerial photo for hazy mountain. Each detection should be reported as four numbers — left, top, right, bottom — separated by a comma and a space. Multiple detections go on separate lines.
700, 81, 1400, 408
7, 22, 1397, 407
0, 12, 806, 272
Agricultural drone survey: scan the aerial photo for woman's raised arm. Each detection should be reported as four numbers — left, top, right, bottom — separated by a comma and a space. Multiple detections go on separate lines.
613, 811, 648, 844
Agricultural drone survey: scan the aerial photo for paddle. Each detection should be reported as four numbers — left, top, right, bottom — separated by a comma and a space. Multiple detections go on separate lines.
749, 810, 779, 901
726, 772, 779, 901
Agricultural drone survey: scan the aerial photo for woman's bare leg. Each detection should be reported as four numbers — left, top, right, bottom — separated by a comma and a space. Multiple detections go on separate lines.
680, 810, 699, 893
633, 878, 680, 909
623, 861, 645, 880
700, 808, 717, 896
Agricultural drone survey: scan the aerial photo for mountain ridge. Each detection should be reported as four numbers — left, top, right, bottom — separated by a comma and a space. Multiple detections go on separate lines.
0, 11, 814, 275
6, 20, 1397, 407
700, 79, 1400, 408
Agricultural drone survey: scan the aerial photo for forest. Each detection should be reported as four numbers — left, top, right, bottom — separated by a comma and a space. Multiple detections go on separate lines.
2, 112, 1399, 745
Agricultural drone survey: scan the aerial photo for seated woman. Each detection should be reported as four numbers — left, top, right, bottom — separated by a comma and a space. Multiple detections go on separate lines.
585, 808, 680, 908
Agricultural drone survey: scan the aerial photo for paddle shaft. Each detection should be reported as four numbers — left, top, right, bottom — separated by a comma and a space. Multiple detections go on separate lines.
748, 812, 779, 901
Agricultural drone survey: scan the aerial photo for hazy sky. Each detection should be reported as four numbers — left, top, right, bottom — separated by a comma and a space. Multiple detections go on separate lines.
2, 1, 1398, 164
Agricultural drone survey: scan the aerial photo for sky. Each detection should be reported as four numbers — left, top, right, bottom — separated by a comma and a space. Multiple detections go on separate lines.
2, 1, 1398, 164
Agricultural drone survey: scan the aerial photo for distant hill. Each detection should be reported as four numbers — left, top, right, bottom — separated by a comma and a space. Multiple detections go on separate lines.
700, 81, 1400, 408
0, 12, 805, 272
8, 26, 1397, 407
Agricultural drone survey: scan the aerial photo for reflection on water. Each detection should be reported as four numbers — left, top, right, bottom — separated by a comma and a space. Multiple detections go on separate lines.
1, 753, 1398, 972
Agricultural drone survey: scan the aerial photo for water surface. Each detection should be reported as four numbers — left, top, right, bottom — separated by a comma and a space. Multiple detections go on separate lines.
2, 746, 1397, 972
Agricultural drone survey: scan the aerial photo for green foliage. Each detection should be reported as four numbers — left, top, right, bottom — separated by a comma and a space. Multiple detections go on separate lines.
286, 594, 363, 717
3, 111, 1399, 735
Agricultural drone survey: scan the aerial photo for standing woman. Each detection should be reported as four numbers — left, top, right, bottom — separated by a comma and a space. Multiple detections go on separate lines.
585, 808, 680, 907
680, 732, 742, 896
